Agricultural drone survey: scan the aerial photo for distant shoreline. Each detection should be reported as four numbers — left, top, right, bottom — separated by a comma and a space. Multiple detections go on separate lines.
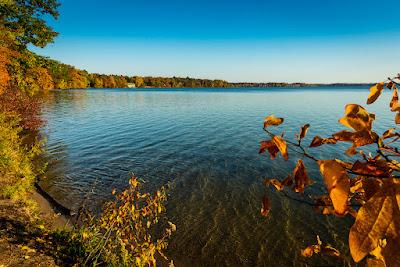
51, 83, 372, 90
228, 82, 372, 88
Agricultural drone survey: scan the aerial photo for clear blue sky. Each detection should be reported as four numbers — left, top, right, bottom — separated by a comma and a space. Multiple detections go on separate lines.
31, 0, 400, 83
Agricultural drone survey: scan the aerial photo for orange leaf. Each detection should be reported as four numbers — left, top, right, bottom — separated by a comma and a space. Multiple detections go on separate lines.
259, 140, 280, 159
301, 236, 340, 258
318, 160, 350, 215
269, 179, 284, 191
339, 104, 375, 131
390, 88, 400, 112
349, 179, 400, 263
309, 136, 337, 147
264, 115, 284, 128
367, 82, 385, 104
272, 135, 288, 160
261, 194, 271, 217
301, 245, 317, 257
350, 176, 383, 202
351, 160, 392, 177
333, 129, 378, 148
293, 160, 314, 193
299, 124, 310, 140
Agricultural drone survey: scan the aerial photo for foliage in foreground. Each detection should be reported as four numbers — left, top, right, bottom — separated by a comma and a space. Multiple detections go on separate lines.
0, 111, 42, 201
66, 176, 175, 266
259, 76, 400, 266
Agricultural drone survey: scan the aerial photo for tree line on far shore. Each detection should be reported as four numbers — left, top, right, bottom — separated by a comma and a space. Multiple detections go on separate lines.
31, 56, 229, 90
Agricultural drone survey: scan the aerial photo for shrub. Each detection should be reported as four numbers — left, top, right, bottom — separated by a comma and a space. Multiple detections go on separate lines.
0, 86, 44, 131
72, 176, 176, 266
0, 112, 42, 201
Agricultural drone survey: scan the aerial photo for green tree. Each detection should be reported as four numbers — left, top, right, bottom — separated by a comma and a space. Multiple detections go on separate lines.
0, 0, 59, 48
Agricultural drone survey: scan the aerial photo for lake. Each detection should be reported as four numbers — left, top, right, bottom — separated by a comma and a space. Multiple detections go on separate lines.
40, 87, 393, 266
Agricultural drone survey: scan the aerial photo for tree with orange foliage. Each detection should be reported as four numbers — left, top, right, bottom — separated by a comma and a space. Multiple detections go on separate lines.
259, 75, 400, 266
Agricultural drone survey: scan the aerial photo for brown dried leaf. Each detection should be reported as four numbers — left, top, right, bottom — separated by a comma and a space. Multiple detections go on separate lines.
261, 194, 271, 217
309, 136, 337, 147
366, 258, 386, 267
301, 245, 318, 257
351, 160, 392, 177
382, 128, 396, 139
350, 177, 383, 202
259, 140, 279, 159
265, 178, 284, 191
321, 245, 341, 257
333, 130, 378, 150
367, 82, 385, 104
381, 237, 400, 267
282, 174, 293, 187
270, 179, 283, 191
318, 160, 350, 215
264, 115, 284, 128
332, 130, 354, 141
299, 124, 310, 140
293, 160, 314, 193
390, 88, 400, 112
349, 179, 400, 263
339, 104, 375, 131
301, 236, 340, 258
387, 81, 396, 90
272, 135, 288, 160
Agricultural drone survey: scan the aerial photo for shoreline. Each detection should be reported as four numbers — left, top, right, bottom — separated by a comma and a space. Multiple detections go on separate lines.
29, 189, 70, 230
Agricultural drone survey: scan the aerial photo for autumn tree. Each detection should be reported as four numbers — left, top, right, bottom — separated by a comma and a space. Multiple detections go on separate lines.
259, 76, 400, 266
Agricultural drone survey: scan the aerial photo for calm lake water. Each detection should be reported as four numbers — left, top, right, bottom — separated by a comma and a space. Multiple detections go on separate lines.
40, 87, 394, 266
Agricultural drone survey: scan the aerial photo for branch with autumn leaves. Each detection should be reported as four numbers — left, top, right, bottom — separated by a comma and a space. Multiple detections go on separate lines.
259, 75, 400, 267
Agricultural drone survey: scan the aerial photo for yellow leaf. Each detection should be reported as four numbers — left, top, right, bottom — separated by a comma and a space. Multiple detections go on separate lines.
264, 115, 284, 128
367, 82, 384, 104
272, 135, 288, 160
339, 104, 375, 131
349, 179, 400, 264
318, 160, 350, 215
